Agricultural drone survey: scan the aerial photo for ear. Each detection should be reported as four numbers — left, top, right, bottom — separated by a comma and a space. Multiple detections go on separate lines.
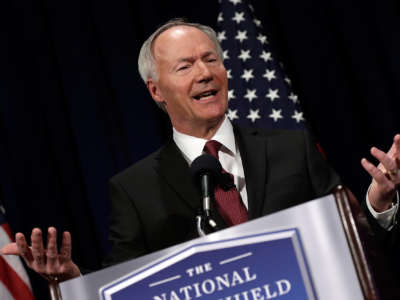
147, 79, 166, 107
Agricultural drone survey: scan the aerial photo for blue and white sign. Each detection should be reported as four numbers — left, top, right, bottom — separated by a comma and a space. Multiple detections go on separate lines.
100, 228, 317, 300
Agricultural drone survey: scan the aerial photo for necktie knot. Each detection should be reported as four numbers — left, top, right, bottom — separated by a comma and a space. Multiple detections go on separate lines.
204, 140, 222, 158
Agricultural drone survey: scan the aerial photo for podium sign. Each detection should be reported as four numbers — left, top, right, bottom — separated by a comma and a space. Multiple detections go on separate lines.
100, 229, 316, 300
60, 195, 366, 300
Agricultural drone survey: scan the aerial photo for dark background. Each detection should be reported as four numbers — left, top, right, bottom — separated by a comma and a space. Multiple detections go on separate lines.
1, 0, 399, 298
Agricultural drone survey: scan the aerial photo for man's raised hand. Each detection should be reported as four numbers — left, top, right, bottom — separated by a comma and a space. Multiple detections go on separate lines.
1, 227, 81, 282
361, 134, 400, 212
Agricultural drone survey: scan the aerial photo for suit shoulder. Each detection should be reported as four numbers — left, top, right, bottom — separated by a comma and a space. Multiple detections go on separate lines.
110, 146, 163, 185
236, 125, 310, 140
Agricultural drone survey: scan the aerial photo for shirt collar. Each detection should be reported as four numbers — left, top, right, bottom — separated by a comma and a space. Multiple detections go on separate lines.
173, 116, 237, 164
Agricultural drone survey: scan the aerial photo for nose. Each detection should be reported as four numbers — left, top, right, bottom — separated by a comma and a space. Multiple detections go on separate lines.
196, 61, 213, 84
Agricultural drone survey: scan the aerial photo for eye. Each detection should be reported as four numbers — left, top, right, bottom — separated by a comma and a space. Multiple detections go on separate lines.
177, 65, 190, 71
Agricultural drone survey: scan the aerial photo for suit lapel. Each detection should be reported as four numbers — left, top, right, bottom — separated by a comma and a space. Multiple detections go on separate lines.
155, 139, 228, 230
155, 128, 268, 226
155, 140, 200, 211
235, 127, 267, 220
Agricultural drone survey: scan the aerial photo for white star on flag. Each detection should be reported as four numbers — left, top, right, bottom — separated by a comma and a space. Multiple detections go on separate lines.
259, 51, 272, 62
244, 89, 257, 102
238, 49, 251, 62
229, 0, 242, 5
292, 110, 305, 123
263, 69, 276, 81
269, 109, 283, 122
223, 50, 230, 60
232, 11, 245, 24
266, 88, 279, 101
288, 93, 298, 103
218, 12, 224, 22
228, 89, 236, 100
218, 0, 306, 130
217, 31, 227, 42
241, 69, 254, 82
235, 30, 248, 43
253, 18, 262, 27
247, 109, 261, 122
257, 33, 268, 44
227, 109, 239, 120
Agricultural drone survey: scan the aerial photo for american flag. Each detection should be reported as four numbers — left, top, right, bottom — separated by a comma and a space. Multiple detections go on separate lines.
0, 207, 35, 300
217, 0, 306, 129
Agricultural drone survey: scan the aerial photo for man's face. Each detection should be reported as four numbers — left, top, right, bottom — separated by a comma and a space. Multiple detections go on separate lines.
148, 26, 228, 135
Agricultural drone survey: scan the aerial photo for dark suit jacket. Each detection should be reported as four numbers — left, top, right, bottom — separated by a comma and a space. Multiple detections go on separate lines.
102, 127, 341, 267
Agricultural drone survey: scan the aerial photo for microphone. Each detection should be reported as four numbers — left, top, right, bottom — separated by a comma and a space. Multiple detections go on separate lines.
190, 154, 221, 236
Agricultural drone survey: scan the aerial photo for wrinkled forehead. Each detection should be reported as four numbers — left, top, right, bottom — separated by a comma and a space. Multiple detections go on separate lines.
152, 26, 217, 62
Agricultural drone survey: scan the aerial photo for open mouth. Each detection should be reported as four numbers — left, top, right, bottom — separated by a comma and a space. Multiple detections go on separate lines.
193, 90, 218, 101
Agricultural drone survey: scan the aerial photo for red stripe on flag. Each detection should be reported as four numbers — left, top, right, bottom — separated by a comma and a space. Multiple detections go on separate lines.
316, 142, 327, 159
0, 256, 35, 300
1, 223, 14, 241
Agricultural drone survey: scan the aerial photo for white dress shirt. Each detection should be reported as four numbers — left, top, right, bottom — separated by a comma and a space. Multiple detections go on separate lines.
173, 116, 398, 229
173, 116, 248, 209
366, 188, 399, 230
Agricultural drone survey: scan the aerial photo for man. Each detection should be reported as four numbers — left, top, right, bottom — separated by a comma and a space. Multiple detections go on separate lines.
2, 19, 399, 283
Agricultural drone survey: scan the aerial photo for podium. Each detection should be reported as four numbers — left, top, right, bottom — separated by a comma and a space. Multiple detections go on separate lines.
59, 189, 379, 300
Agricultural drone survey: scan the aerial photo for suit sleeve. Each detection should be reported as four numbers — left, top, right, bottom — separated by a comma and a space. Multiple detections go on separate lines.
102, 178, 147, 268
361, 195, 400, 277
303, 131, 342, 197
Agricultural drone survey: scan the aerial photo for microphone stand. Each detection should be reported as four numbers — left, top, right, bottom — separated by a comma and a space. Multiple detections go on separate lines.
196, 174, 218, 236
190, 154, 221, 237
49, 280, 62, 300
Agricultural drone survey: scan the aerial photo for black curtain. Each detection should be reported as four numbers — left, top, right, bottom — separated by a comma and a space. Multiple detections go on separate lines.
1, 0, 399, 298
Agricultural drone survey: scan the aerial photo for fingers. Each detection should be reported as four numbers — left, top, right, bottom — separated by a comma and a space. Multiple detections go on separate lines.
46, 227, 58, 274
2, 227, 76, 282
361, 136, 400, 212
361, 158, 393, 189
394, 134, 400, 148
59, 231, 72, 265
1, 243, 19, 255
31, 228, 46, 270
384, 134, 400, 159
362, 157, 397, 211
370, 147, 398, 174
15, 233, 34, 265
394, 134, 400, 159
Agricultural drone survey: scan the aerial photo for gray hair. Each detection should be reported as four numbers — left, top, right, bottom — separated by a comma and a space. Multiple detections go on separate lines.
138, 19, 224, 110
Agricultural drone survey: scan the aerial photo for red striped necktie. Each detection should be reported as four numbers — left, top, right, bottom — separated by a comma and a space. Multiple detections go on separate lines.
203, 140, 248, 226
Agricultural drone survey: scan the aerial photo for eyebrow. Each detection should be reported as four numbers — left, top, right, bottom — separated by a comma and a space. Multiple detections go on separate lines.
176, 51, 216, 63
